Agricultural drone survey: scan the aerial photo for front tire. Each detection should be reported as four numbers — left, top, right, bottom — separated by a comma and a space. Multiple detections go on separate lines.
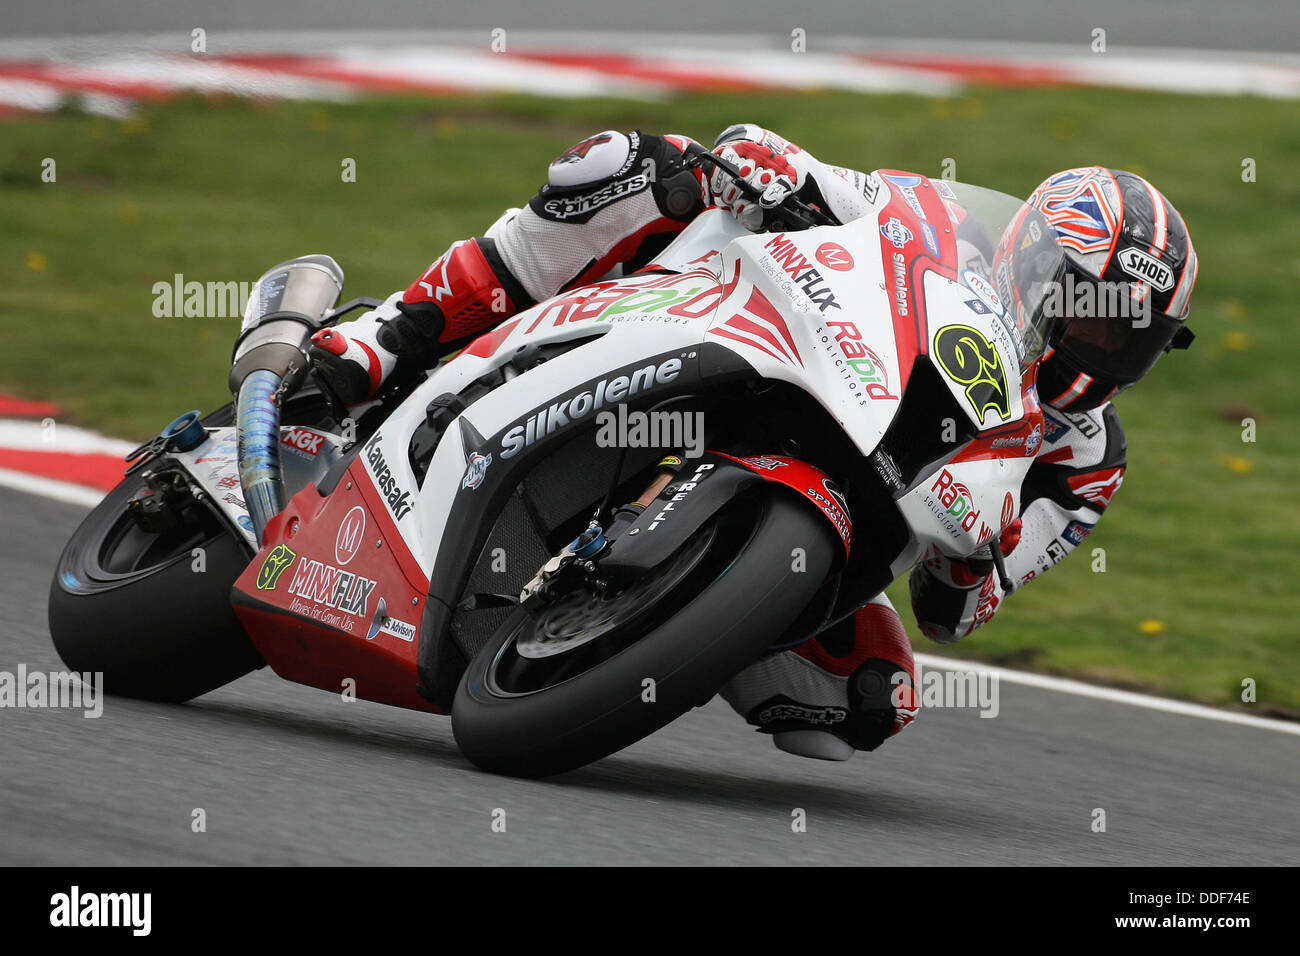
452, 492, 836, 778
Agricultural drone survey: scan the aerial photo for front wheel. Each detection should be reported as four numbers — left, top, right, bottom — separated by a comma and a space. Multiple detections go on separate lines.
451, 492, 836, 778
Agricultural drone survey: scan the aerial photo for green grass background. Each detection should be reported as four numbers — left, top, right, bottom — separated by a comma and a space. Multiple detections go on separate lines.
1, 89, 1296, 713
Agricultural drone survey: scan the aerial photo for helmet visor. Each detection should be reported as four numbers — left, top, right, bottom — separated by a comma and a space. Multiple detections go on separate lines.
1050, 255, 1188, 384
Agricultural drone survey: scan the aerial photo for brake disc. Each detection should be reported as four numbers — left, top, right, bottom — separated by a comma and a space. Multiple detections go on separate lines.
514, 523, 716, 660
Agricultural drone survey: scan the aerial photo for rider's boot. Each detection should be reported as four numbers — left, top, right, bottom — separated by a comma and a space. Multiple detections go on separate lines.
309, 231, 531, 407
720, 596, 918, 760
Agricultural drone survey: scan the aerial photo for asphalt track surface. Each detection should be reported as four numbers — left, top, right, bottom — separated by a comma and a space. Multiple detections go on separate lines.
5, 0, 1298, 53
2, 486, 1296, 865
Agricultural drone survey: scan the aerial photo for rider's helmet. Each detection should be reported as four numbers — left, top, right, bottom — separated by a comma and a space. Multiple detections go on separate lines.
999, 167, 1199, 410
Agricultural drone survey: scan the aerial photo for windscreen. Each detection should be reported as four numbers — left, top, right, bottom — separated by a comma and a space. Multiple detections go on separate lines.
942, 181, 1066, 369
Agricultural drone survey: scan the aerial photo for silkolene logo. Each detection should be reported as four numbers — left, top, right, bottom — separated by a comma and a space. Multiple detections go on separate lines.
500, 358, 683, 459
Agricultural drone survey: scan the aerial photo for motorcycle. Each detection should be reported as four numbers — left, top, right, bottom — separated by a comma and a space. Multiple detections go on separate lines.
49, 149, 1064, 777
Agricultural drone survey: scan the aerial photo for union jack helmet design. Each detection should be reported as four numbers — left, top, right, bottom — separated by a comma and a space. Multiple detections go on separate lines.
1028, 167, 1199, 410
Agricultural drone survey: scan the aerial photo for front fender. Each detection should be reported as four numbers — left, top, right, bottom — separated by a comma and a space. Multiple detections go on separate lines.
599, 451, 851, 577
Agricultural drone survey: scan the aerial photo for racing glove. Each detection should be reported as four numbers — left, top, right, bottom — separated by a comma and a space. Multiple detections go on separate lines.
309, 294, 403, 407
706, 123, 879, 231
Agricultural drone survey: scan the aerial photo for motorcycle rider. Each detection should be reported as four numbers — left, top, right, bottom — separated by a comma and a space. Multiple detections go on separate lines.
309, 126, 1198, 761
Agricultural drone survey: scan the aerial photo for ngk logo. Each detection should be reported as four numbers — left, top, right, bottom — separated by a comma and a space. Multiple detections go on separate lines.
282, 427, 325, 456
335, 506, 365, 566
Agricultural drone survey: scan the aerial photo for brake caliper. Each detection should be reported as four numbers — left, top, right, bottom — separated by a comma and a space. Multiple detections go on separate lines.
124, 410, 213, 533
128, 467, 204, 533
519, 523, 608, 610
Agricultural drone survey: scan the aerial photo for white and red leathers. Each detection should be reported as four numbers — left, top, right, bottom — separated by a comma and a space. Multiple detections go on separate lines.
311, 125, 1127, 760
911, 403, 1126, 642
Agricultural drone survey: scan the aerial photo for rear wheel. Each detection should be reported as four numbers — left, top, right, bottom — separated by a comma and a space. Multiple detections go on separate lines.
48, 404, 263, 703
452, 492, 836, 778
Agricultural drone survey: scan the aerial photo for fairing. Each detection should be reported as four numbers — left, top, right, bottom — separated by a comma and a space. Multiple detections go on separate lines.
223, 169, 1057, 711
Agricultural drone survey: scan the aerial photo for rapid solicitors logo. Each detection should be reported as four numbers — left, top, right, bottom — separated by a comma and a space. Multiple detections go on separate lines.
818, 320, 898, 403
929, 468, 993, 541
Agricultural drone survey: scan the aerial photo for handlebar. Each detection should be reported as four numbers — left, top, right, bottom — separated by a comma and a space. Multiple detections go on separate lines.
683, 142, 836, 231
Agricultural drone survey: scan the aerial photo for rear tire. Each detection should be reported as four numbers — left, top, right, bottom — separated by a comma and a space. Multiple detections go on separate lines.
48, 406, 264, 703
452, 492, 835, 778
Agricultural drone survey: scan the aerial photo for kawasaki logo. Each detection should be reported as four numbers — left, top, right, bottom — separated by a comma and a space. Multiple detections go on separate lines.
364, 433, 413, 520
500, 358, 683, 459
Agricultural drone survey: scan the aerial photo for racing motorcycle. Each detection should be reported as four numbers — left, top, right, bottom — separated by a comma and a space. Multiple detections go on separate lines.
49, 149, 1064, 777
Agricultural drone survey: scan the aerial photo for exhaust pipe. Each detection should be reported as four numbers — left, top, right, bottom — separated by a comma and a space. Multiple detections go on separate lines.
230, 255, 344, 542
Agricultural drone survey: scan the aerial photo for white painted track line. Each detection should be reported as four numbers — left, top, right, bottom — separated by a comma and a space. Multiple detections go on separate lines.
0, 467, 106, 509
917, 653, 1300, 736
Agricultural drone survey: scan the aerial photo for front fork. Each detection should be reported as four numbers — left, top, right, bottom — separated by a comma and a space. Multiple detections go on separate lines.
518, 455, 688, 609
